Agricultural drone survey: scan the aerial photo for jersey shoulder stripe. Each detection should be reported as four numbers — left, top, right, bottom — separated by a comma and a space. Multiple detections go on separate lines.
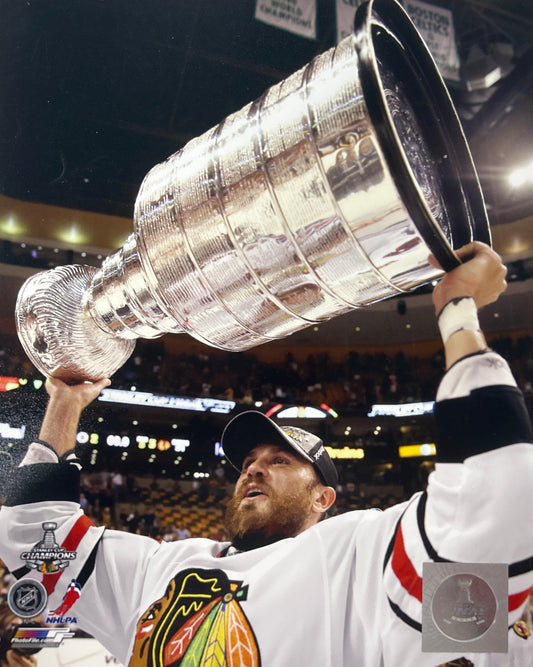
384, 494, 533, 630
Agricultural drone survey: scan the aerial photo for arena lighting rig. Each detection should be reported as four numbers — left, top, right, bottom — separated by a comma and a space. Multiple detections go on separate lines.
265, 403, 338, 418
97, 387, 236, 415
368, 401, 435, 417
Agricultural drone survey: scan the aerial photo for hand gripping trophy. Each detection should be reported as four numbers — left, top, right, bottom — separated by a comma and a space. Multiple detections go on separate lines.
15, 0, 491, 382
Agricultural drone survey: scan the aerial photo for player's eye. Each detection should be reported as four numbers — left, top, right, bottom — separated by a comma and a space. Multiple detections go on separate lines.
242, 458, 254, 472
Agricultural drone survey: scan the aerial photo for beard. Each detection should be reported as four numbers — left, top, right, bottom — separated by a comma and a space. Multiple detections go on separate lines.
224, 479, 318, 551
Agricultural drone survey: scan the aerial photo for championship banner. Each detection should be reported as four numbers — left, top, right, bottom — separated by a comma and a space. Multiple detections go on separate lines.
402, 0, 460, 81
335, 0, 366, 43
335, 0, 460, 82
255, 0, 317, 40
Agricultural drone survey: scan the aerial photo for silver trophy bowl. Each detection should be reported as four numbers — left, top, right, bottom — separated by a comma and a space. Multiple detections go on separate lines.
15, 0, 490, 382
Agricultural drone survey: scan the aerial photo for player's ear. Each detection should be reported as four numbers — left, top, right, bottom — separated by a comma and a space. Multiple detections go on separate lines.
312, 485, 336, 514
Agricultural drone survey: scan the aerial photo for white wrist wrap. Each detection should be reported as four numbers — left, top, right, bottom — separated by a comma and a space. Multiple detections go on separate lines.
19, 441, 59, 466
438, 297, 480, 344
19, 442, 82, 469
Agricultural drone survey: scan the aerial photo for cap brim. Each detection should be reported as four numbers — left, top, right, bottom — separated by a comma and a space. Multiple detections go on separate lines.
222, 411, 312, 470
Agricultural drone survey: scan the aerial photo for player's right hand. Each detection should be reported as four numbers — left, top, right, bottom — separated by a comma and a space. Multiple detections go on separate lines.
45, 376, 111, 411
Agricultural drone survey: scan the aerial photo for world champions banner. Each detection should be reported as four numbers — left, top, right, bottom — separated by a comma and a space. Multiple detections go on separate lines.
255, 0, 317, 39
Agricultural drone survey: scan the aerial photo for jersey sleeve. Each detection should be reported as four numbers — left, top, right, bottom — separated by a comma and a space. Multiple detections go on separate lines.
0, 459, 161, 664
383, 350, 533, 632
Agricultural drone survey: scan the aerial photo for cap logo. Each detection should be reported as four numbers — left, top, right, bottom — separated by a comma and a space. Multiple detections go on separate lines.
281, 427, 305, 444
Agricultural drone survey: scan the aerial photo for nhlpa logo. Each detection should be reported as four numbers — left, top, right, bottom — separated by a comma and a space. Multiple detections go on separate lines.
20, 522, 76, 574
47, 579, 81, 623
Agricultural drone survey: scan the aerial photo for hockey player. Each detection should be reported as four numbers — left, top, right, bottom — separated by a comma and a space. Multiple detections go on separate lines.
0, 241, 531, 666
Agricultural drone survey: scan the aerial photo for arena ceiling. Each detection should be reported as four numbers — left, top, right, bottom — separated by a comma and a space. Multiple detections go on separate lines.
0, 0, 532, 349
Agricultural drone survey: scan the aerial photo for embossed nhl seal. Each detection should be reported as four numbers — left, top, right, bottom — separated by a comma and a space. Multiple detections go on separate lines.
8, 579, 48, 618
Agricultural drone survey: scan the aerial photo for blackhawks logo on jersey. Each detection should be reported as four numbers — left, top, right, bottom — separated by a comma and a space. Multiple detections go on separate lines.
129, 569, 260, 667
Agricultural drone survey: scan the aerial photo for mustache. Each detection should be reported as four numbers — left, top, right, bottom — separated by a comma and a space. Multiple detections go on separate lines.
240, 481, 272, 499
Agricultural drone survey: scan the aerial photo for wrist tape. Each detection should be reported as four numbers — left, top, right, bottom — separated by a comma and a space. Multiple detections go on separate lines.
19, 440, 82, 469
438, 297, 480, 344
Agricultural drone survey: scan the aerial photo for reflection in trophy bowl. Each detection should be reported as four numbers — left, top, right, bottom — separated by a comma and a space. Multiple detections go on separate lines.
15, 0, 490, 382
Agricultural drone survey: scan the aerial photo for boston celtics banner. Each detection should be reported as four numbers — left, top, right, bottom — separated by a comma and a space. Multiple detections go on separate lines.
335, 0, 460, 81
255, 0, 317, 40
402, 0, 460, 81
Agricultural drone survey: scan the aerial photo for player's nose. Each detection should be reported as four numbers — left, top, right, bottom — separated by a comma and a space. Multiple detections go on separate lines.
245, 457, 268, 478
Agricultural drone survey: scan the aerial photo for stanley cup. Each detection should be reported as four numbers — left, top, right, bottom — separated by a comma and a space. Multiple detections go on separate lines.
15, 0, 490, 382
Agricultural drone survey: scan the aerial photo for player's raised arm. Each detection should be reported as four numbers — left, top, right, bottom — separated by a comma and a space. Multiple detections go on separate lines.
427, 244, 533, 616
0, 375, 162, 665
383, 242, 533, 650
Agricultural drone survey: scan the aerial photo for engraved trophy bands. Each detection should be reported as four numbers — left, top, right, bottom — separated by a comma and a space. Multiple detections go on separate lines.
16, 0, 490, 382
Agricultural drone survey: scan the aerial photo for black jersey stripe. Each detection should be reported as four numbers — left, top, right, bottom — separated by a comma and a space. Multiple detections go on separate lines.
5, 464, 81, 506
416, 493, 452, 563
416, 491, 533, 577
387, 597, 422, 632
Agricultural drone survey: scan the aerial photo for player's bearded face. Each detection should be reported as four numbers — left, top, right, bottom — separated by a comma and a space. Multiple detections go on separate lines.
224, 443, 321, 550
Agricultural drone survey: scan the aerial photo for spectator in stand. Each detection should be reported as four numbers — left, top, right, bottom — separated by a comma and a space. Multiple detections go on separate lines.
162, 524, 178, 542
176, 525, 191, 540
111, 472, 124, 502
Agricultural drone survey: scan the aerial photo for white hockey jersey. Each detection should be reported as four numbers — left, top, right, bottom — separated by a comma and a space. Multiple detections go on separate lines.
0, 350, 532, 667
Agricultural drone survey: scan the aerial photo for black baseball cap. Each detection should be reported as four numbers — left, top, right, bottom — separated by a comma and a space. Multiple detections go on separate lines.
221, 410, 338, 488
